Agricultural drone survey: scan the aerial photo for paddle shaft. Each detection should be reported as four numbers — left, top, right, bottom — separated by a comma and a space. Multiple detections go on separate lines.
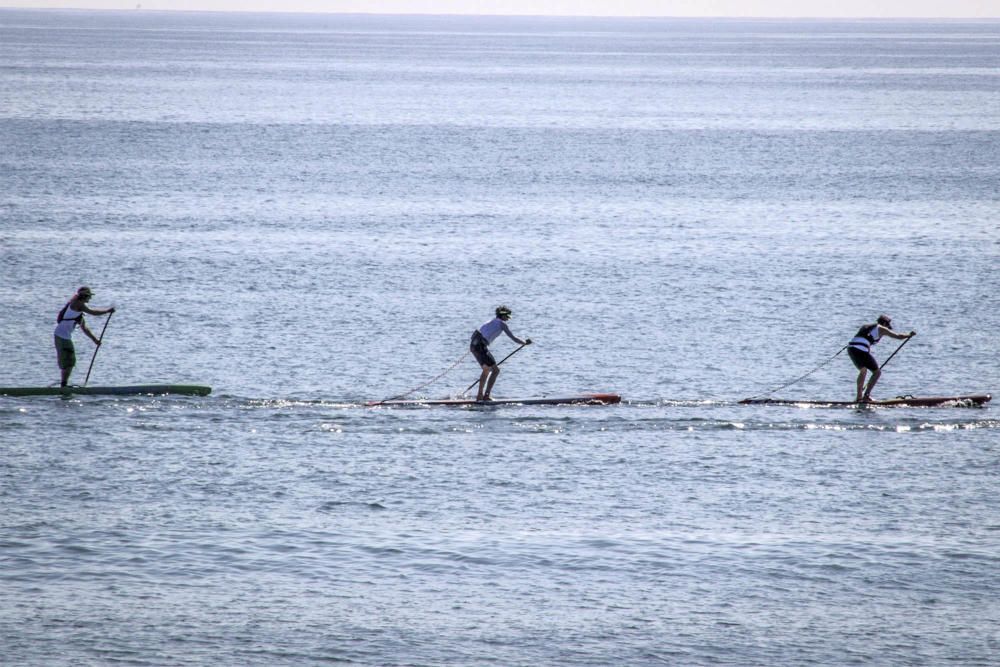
463, 343, 528, 395
84, 311, 113, 386
879, 335, 912, 370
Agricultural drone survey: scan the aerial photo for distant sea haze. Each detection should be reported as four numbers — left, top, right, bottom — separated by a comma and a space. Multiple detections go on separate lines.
12, 0, 999, 18
2, 10, 998, 667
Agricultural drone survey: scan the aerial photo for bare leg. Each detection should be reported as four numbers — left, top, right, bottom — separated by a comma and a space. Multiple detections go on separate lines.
482, 365, 500, 400
855, 369, 867, 403
60, 357, 74, 387
476, 366, 491, 401
862, 368, 882, 402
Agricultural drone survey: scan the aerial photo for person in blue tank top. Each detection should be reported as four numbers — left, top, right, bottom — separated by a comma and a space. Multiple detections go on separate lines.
847, 314, 915, 403
53, 286, 115, 387
469, 305, 532, 402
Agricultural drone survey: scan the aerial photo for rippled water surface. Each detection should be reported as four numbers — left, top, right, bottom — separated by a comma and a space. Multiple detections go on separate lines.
2, 10, 999, 666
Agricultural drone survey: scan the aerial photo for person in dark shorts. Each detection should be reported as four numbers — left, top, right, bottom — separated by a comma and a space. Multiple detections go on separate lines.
53, 286, 115, 386
847, 314, 915, 403
470, 305, 531, 402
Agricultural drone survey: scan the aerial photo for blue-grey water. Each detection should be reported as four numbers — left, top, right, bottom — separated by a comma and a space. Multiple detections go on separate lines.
2, 9, 999, 665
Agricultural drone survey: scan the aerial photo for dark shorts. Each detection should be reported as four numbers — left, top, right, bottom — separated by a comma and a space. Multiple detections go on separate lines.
848, 346, 879, 372
55, 335, 76, 370
470, 331, 496, 368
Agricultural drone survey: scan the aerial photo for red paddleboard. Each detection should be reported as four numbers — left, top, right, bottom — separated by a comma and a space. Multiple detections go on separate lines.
368, 393, 622, 407
739, 394, 991, 408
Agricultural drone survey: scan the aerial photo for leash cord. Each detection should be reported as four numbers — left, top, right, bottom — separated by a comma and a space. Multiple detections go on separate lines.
372, 351, 470, 405
746, 345, 847, 400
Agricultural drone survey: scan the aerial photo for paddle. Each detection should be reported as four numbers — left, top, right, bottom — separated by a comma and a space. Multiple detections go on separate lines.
84, 311, 114, 386
879, 334, 914, 370
461, 342, 529, 396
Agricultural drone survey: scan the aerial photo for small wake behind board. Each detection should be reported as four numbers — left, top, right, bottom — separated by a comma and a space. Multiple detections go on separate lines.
367, 393, 622, 407
739, 394, 991, 408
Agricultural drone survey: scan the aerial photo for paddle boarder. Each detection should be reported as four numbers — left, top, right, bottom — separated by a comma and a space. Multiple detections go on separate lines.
470, 306, 532, 401
847, 314, 915, 403
54, 286, 115, 387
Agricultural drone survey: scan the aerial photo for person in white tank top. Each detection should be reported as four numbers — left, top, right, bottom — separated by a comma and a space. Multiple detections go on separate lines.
469, 305, 532, 401
54, 286, 115, 387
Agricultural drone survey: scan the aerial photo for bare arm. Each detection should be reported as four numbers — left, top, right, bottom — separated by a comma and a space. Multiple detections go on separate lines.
878, 325, 916, 340
78, 319, 101, 345
72, 298, 115, 316
501, 322, 531, 346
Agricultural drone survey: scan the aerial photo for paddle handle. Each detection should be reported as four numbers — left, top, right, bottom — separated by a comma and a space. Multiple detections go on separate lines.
83, 311, 113, 386
462, 342, 529, 395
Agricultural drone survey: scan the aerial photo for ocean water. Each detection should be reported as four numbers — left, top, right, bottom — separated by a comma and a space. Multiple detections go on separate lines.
2, 9, 999, 665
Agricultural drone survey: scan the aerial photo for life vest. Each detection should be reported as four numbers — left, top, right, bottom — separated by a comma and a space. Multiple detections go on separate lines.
54, 301, 84, 339
56, 301, 83, 324
848, 323, 881, 353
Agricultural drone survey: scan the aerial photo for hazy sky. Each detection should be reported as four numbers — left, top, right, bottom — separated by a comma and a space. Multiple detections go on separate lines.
0, 0, 998, 17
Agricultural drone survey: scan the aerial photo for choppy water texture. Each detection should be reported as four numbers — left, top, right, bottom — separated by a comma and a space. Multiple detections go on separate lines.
2, 10, 999, 666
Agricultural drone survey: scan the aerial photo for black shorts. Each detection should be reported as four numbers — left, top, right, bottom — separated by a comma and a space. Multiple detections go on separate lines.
470, 331, 496, 367
848, 346, 879, 372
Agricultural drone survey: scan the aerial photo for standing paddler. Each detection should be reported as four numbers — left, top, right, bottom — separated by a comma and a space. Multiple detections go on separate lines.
470, 305, 532, 402
54, 286, 115, 387
847, 314, 915, 403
